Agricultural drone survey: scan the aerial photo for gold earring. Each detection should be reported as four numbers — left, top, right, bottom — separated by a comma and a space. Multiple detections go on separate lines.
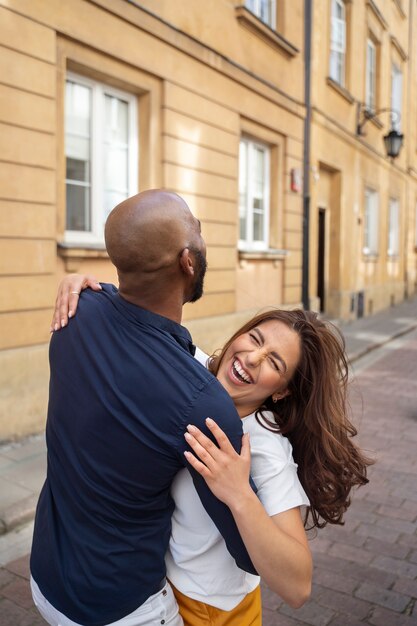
272, 395, 278, 403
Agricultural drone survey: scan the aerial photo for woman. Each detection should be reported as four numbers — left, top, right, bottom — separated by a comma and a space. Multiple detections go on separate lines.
52, 276, 371, 625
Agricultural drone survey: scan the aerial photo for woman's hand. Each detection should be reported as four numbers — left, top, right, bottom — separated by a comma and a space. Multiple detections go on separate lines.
51, 274, 102, 332
184, 418, 253, 509
185, 418, 312, 607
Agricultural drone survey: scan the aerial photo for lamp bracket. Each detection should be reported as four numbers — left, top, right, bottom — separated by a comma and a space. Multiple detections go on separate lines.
356, 103, 401, 136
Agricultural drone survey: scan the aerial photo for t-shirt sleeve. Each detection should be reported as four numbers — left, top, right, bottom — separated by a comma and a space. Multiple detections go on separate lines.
175, 380, 258, 576
247, 420, 309, 517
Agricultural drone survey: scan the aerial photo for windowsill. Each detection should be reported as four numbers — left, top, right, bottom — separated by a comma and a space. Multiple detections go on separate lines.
238, 248, 288, 260
58, 242, 108, 272
235, 6, 299, 57
326, 77, 355, 104
392, 0, 406, 19
362, 252, 379, 261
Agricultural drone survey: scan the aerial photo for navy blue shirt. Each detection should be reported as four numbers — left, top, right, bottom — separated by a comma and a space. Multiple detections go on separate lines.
30, 285, 256, 626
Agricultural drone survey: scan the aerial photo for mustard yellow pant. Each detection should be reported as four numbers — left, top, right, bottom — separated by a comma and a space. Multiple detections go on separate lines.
171, 583, 262, 626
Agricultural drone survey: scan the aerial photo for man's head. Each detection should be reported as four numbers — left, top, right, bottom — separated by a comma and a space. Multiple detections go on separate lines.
104, 190, 207, 311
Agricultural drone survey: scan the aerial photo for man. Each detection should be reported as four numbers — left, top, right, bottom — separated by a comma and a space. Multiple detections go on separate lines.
30, 190, 255, 626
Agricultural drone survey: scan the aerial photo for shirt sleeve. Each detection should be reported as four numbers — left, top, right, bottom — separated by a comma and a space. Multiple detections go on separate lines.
176, 379, 258, 576
245, 416, 309, 517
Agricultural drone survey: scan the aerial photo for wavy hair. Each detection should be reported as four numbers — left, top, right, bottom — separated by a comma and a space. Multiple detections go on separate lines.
208, 309, 372, 530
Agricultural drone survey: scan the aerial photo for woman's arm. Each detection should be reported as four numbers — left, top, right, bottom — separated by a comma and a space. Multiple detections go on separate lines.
51, 274, 102, 332
184, 419, 312, 608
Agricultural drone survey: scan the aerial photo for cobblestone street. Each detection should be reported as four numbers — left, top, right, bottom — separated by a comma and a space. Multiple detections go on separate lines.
263, 328, 417, 625
1, 322, 417, 625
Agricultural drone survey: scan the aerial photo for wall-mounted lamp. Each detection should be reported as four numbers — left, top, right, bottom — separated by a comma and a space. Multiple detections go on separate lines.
356, 103, 404, 159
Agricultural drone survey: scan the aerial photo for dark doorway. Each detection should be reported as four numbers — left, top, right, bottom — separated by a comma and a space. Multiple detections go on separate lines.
317, 208, 325, 313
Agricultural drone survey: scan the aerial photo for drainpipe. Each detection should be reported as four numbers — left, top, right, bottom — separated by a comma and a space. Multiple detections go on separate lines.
302, 0, 313, 310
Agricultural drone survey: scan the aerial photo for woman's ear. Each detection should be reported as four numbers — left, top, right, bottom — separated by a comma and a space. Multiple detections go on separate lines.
272, 389, 290, 403
179, 248, 194, 276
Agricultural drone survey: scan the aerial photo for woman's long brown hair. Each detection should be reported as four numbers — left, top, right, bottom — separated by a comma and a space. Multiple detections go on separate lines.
208, 309, 372, 530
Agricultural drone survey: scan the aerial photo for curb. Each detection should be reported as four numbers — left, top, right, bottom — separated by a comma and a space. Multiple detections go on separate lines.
347, 320, 417, 363
0, 494, 38, 536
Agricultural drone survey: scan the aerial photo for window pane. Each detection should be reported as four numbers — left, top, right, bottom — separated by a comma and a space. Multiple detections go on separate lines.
103, 191, 128, 225
388, 199, 399, 256
245, 0, 275, 27
66, 81, 91, 136
253, 210, 264, 241
104, 147, 128, 193
391, 65, 402, 131
104, 95, 129, 144
65, 80, 91, 232
66, 183, 90, 232
239, 141, 248, 241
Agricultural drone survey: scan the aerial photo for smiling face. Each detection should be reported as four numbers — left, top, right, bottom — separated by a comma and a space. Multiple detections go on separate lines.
216, 319, 301, 418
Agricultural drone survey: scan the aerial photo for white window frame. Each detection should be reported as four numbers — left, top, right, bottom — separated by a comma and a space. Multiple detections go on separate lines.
391, 63, 403, 132
387, 198, 400, 257
65, 72, 138, 245
245, 0, 277, 29
415, 202, 417, 248
329, 0, 346, 86
365, 38, 376, 112
239, 138, 270, 252
363, 188, 379, 256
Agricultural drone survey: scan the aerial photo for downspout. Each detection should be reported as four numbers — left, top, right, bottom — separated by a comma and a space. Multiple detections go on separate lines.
302, 0, 313, 310
404, 0, 414, 299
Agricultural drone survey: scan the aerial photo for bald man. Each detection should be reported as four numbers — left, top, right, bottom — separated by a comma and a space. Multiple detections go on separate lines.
30, 191, 255, 626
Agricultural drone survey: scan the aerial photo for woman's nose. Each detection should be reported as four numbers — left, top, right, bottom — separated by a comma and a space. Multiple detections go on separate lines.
245, 350, 265, 367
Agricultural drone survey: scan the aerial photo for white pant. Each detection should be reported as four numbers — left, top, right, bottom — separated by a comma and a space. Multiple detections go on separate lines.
31, 577, 184, 626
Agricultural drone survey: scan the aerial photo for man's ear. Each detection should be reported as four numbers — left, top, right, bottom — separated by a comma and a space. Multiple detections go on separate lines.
179, 248, 194, 276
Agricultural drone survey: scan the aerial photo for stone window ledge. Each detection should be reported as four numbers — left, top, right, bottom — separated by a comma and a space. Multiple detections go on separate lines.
58, 242, 108, 272
235, 6, 298, 57
239, 248, 287, 267
326, 77, 355, 104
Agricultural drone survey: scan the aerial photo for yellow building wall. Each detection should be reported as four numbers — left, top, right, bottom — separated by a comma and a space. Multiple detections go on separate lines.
308, 0, 417, 319
0, 0, 305, 439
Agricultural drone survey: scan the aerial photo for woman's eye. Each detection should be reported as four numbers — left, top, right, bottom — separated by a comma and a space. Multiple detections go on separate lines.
249, 333, 260, 345
270, 358, 280, 372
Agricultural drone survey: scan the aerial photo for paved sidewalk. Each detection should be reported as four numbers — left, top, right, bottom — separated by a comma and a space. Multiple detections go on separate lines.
0, 295, 416, 625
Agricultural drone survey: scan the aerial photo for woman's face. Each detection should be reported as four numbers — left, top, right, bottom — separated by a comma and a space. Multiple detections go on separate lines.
216, 319, 301, 418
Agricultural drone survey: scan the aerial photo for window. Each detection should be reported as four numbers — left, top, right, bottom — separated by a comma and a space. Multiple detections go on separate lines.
391, 64, 402, 131
363, 188, 379, 255
365, 38, 376, 112
245, 0, 276, 29
65, 73, 138, 243
415, 202, 417, 248
329, 0, 346, 86
388, 198, 400, 257
239, 138, 270, 250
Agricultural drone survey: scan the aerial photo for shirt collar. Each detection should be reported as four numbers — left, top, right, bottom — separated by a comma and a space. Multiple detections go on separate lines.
112, 291, 196, 355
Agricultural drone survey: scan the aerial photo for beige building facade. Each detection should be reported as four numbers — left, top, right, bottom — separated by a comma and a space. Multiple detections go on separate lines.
0, 0, 305, 440
1, 0, 416, 441
308, 0, 417, 319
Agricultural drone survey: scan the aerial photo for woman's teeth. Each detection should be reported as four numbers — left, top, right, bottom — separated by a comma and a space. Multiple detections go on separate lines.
232, 359, 251, 383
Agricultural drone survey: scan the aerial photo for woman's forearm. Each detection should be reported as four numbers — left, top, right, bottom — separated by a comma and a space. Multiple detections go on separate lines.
228, 491, 312, 608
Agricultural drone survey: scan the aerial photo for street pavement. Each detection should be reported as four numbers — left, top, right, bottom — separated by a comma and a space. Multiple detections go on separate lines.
0, 296, 417, 625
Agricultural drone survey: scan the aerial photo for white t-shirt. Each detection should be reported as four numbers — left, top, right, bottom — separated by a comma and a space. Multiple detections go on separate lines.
165, 348, 309, 610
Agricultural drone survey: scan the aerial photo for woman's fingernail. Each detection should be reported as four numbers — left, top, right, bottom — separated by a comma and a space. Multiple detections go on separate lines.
54, 323, 59, 332
206, 417, 214, 426
61, 319, 66, 328
184, 432, 192, 440
68, 311, 73, 319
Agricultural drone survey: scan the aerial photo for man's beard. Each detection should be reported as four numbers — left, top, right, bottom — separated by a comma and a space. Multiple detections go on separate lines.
189, 249, 207, 303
